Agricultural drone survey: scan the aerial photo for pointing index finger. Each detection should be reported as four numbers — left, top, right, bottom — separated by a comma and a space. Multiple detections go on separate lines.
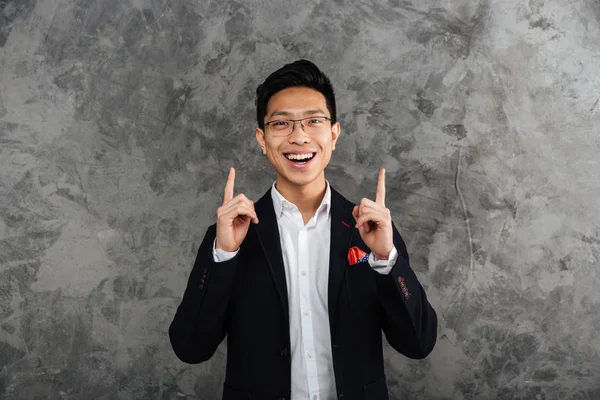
223, 167, 235, 204
375, 168, 385, 207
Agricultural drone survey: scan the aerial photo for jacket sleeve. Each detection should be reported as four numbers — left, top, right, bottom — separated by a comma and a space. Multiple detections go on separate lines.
373, 222, 438, 359
169, 224, 238, 363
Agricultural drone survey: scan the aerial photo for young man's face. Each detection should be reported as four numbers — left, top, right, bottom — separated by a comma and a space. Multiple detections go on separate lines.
255, 86, 341, 189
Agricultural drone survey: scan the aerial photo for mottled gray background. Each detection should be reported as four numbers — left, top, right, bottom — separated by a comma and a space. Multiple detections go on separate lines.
1, 0, 599, 399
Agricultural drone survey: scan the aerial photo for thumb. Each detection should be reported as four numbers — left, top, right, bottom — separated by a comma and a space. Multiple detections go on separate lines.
352, 205, 359, 221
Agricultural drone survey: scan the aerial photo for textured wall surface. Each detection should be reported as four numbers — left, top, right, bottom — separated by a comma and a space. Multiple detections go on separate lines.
1, 0, 600, 398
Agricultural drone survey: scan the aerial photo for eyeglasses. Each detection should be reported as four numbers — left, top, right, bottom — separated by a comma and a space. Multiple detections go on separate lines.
264, 116, 332, 137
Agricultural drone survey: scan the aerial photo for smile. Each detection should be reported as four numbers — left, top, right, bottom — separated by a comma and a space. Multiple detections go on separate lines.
283, 152, 317, 168
284, 152, 316, 161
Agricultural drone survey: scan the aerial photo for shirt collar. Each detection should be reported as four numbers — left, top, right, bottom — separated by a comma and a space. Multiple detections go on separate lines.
271, 180, 332, 222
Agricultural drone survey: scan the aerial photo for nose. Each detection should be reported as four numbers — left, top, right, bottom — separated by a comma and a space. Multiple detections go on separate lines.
288, 120, 310, 143
291, 119, 305, 133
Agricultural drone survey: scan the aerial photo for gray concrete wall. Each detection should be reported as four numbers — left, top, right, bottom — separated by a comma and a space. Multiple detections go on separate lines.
1, 0, 599, 398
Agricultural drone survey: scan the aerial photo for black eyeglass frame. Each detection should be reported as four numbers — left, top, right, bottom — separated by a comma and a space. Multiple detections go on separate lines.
263, 116, 332, 135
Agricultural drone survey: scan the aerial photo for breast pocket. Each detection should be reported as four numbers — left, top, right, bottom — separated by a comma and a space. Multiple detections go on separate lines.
363, 376, 388, 400
222, 382, 247, 400
346, 261, 380, 309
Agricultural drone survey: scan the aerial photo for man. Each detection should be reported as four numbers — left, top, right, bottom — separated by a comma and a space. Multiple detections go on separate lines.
169, 60, 437, 400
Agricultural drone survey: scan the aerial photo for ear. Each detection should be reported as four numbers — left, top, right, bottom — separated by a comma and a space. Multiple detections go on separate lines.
255, 127, 267, 154
331, 121, 341, 151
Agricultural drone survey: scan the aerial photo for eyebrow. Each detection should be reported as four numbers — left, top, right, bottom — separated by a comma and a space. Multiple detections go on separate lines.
268, 108, 327, 118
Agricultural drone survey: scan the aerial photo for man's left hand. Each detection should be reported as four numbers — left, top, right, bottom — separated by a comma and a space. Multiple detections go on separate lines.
352, 168, 394, 260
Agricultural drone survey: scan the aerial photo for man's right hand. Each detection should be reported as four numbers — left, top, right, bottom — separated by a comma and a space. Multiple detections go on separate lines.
215, 168, 259, 252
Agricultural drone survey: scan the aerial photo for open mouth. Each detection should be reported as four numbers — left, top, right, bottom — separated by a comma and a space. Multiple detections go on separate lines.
284, 152, 317, 167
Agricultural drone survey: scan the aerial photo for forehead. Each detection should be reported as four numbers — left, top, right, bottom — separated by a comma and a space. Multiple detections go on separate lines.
266, 87, 328, 116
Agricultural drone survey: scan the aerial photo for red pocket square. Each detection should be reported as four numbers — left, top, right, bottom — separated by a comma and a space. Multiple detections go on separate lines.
347, 246, 370, 265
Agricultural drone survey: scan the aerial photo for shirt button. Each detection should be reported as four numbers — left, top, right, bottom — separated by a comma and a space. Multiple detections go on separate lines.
301, 271, 306, 276
303, 311, 309, 316
307, 353, 312, 358
313, 395, 318, 400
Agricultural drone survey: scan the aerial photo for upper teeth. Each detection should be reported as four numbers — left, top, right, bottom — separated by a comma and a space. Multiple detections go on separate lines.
286, 153, 314, 160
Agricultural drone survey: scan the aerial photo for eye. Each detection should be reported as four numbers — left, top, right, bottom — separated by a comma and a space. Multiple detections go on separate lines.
270, 120, 290, 129
308, 118, 324, 125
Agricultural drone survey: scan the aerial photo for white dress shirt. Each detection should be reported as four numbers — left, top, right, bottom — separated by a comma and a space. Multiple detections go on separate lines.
213, 182, 398, 400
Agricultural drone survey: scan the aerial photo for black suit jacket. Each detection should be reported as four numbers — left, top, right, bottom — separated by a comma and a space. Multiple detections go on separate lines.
169, 186, 437, 400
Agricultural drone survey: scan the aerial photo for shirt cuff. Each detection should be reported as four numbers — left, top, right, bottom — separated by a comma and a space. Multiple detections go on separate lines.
368, 246, 398, 275
213, 239, 239, 262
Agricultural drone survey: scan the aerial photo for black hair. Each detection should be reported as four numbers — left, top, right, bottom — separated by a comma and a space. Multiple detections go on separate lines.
255, 59, 337, 129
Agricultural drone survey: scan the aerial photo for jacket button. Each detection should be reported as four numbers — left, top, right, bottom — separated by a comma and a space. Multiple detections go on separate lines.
278, 398, 286, 400
280, 347, 288, 356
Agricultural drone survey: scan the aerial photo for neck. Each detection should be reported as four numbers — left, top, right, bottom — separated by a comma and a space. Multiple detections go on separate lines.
275, 175, 327, 216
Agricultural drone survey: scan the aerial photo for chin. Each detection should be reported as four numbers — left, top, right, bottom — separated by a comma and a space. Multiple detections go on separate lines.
286, 171, 323, 187
269, 154, 327, 187
289, 176, 316, 187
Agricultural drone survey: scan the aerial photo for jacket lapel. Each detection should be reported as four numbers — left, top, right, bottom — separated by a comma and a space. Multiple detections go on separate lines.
251, 185, 356, 330
328, 187, 356, 327
252, 188, 289, 324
